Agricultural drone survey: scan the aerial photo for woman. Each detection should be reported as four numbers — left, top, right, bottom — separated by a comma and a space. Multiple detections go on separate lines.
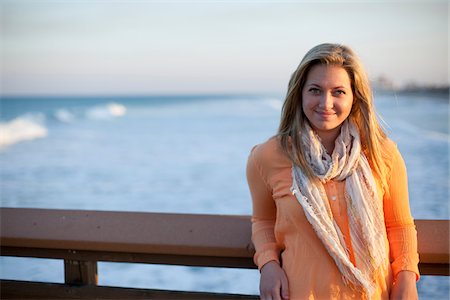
247, 43, 419, 300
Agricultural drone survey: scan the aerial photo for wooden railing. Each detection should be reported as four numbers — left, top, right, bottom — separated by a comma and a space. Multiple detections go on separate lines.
0, 208, 449, 299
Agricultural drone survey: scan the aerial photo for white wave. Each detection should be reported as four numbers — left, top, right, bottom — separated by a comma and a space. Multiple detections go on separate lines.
54, 109, 75, 123
0, 114, 48, 149
85, 103, 127, 120
424, 130, 450, 143
387, 119, 450, 143
264, 98, 283, 111
108, 103, 127, 117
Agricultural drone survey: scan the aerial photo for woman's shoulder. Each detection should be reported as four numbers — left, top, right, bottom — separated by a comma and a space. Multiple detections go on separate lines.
380, 137, 401, 161
379, 137, 405, 177
249, 136, 291, 169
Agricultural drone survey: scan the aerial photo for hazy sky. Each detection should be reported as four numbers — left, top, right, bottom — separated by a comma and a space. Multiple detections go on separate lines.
1, 0, 448, 96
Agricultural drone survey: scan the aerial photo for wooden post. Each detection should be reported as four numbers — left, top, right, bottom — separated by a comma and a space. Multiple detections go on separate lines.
64, 257, 98, 286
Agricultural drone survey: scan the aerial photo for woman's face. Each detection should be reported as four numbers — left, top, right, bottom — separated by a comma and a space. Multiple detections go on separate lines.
301, 64, 354, 139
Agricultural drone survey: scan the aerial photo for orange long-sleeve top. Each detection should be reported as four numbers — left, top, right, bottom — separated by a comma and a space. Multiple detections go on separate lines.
247, 137, 420, 300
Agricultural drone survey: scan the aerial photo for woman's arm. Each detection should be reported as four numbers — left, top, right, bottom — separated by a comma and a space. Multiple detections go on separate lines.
390, 270, 418, 300
247, 145, 281, 268
247, 146, 288, 299
383, 144, 420, 298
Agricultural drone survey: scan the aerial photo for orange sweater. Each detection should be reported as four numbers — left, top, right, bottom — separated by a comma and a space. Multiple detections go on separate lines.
247, 137, 420, 299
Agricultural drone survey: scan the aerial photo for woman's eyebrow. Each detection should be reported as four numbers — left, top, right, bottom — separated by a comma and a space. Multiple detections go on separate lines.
306, 83, 349, 89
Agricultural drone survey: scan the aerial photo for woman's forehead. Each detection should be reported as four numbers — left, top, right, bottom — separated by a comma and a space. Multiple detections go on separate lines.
304, 64, 351, 87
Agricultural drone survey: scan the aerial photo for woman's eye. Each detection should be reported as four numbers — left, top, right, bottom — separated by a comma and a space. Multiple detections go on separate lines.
309, 88, 320, 94
334, 90, 346, 95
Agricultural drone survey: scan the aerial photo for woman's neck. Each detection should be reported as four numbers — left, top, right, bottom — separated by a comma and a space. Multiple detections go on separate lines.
317, 127, 341, 154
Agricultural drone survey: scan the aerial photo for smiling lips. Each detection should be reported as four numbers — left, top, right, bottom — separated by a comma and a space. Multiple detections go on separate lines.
315, 110, 336, 119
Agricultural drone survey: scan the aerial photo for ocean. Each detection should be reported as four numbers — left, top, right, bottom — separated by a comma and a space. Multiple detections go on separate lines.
0, 93, 448, 298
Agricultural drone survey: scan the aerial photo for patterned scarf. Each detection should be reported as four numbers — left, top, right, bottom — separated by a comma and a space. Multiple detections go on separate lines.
290, 120, 387, 298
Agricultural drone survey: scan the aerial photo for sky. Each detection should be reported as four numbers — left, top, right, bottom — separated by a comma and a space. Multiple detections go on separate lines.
0, 0, 448, 96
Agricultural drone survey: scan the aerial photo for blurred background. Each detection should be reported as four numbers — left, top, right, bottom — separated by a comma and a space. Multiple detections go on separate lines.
1, 0, 448, 298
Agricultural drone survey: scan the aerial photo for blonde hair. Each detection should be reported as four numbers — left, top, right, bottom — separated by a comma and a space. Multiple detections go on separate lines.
278, 43, 387, 185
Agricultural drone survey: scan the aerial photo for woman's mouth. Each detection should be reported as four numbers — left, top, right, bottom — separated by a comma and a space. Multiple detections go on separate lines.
315, 110, 335, 118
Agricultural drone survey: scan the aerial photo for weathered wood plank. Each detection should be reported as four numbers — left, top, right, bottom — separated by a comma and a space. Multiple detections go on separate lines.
416, 219, 449, 264
1, 246, 256, 268
0, 280, 259, 299
64, 260, 98, 285
0, 208, 254, 258
418, 263, 449, 276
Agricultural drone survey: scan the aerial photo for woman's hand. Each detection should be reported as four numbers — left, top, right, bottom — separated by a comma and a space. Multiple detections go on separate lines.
390, 270, 418, 300
259, 260, 289, 300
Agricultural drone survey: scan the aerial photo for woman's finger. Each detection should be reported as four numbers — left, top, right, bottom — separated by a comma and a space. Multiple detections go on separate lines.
280, 271, 290, 299
261, 292, 273, 300
271, 283, 282, 300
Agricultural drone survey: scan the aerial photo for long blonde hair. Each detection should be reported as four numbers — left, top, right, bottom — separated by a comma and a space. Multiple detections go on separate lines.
278, 43, 387, 185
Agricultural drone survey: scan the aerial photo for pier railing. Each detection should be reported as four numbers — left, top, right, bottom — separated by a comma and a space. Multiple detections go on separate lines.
1, 208, 449, 299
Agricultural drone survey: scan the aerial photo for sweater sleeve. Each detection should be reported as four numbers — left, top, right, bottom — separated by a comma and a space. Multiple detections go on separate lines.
247, 145, 281, 270
383, 145, 420, 281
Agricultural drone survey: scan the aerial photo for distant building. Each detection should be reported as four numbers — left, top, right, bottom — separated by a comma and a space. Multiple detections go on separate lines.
372, 75, 395, 92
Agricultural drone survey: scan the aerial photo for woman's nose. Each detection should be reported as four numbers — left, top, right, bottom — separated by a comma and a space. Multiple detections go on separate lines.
319, 92, 334, 109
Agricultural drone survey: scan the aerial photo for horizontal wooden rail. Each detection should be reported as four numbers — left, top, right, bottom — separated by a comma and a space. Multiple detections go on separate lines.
1, 208, 449, 299
1, 280, 258, 300
0, 208, 255, 267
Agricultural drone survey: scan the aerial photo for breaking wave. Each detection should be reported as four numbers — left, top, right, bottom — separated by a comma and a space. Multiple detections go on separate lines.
54, 109, 76, 123
85, 103, 127, 120
0, 102, 127, 148
0, 114, 48, 149
264, 98, 283, 111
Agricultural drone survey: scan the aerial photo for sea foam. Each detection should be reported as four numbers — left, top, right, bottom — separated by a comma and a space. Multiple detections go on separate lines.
85, 103, 127, 120
0, 114, 48, 149
54, 109, 75, 123
264, 98, 283, 111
